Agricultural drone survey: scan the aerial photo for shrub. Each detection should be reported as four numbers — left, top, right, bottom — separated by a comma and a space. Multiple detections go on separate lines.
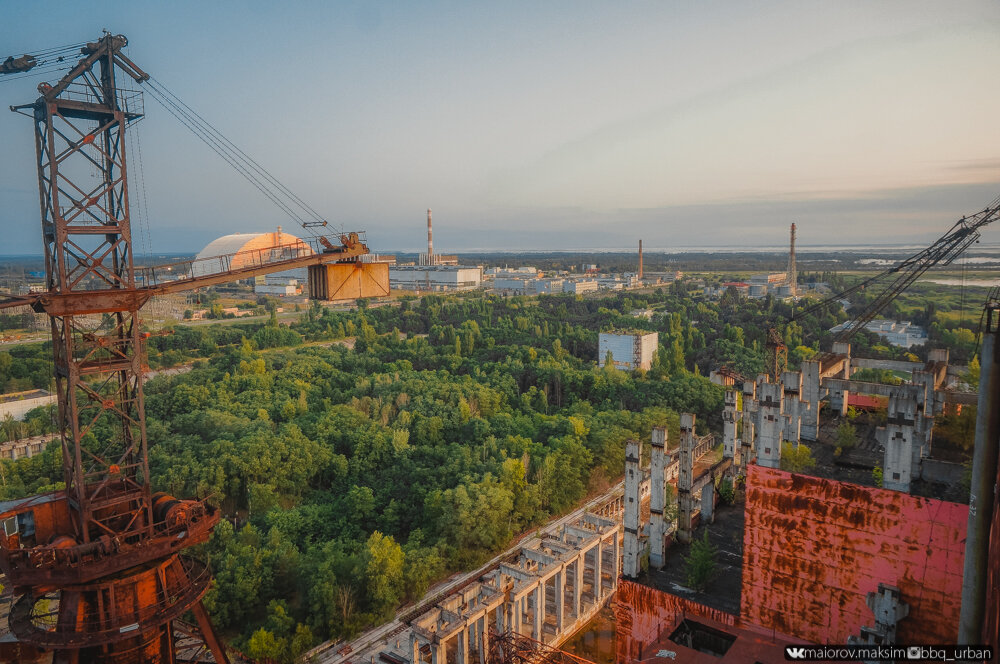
684, 531, 717, 592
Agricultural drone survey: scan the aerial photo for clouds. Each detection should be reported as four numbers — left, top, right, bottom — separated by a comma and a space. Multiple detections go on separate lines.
1, 2, 998, 254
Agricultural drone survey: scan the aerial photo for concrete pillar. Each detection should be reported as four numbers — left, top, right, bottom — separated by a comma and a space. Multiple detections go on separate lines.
756, 380, 784, 469
829, 386, 850, 416
479, 615, 489, 660
555, 569, 564, 631
533, 585, 542, 640
832, 342, 852, 378
740, 381, 756, 466
410, 633, 421, 664
677, 413, 695, 543
594, 541, 603, 599
781, 371, 802, 443
701, 482, 715, 523
457, 626, 468, 664
573, 556, 583, 617
800, 359, 820, 441
722, 390, 738, 463
883, 390, 917, 492
612, 529, 620, 578
431, 641, 445, 664
649, 426, 667, 569
622, 439, 641, 577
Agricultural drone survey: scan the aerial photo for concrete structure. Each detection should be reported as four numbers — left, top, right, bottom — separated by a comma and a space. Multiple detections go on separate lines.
800, 359, 821, 441
638, 240, 643, 281
598, 330, 658, 371
405, 513, 619, 663
648, 427, 668, 570
623, 440, 641, 579
0, 434, 54, 460
882, 391, 919, 492
741, 380, 756, 469
722, 390, 738, 466
781, 370, 803, 443
676, 414, 695, 544
755, 380, 784, 469
0, 390, 56, 421
389, 266, 482, 292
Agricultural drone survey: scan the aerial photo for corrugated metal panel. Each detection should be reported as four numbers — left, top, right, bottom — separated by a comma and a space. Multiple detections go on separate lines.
741, 465, 967, 644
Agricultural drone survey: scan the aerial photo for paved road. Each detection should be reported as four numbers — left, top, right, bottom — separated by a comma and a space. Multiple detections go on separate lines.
308, 480, 629, 664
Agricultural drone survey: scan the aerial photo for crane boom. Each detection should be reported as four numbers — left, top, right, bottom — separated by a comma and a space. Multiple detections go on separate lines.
792, 195, 1000, 345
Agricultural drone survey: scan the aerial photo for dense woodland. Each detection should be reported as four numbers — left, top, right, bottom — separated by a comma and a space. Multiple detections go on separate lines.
0, 279, 987, 660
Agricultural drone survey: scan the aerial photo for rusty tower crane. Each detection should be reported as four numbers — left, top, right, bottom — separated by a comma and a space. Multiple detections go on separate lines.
0, 33, 383, 663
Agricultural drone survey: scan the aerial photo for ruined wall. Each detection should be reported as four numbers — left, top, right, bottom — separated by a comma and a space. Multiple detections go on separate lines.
741, 465, 967, 644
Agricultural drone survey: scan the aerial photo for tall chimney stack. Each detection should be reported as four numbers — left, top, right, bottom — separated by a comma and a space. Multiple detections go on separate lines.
427, 209, 434, 266
787, 223, 797, 297
638, 239, 644, 281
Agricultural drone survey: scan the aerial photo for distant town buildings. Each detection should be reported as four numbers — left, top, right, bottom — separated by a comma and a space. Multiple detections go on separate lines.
598, 330, 658, 371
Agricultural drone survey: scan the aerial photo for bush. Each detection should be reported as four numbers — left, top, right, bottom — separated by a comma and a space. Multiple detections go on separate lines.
717, 478, 735, 505
780, 441, 817, 473
835, 422, 857, 449
684, 531, 717, 592
872, 465, 883, 487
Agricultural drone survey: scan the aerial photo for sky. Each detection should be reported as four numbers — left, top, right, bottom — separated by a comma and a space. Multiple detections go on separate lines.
1, 1, 999, 255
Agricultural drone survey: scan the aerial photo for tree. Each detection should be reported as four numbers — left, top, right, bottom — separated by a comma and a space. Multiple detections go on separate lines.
835, 422, 857, 450
780, 441, 816, 473
684, 531, 717, 592
364, 531, 405, 617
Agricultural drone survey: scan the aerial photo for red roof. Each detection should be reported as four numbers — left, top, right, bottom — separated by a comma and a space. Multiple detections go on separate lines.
847, 393, 887, 410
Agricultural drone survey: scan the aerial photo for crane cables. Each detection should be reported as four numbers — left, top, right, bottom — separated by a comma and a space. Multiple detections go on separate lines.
793, 194, 1000, 341
139, 76, 332, 239
0, 41, 86, 83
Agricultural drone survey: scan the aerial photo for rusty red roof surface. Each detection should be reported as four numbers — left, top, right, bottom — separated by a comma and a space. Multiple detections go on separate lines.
741, 465, 968, 645
615, 579, 799, 664
846, 393, 886, 410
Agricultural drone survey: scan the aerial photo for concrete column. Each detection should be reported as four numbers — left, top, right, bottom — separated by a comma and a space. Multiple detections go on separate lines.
622, 439, 641, 577
612, 529, 620, 578
883, 390, 917, 492
740, 381, 756, 465
829, 386, 850, 416
722, 390, 738, 462
832, 342, 852, 378
594, 541, 603, 599
431, 641, 445, 664
756, 380, 784, 469
649, 426, 667, 569
533, 585, 542, 640
781, 371, 802, 443
457, 626, 468, 664
573, 556, 583, 617
800, 359, 820, 441
479, 615, 489, 661
555, 569, 564, 631
677, 413, 695, 543
701, 482, 714, 523
410, 633, 421, 664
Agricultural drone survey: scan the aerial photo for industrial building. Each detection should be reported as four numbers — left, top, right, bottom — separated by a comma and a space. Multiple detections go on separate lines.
564, 280, 599, 295
598, 330, 658, 370
389, 265, 482, 291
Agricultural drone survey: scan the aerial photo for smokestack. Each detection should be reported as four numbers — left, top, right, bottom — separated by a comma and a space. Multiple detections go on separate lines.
427, 209, 433, 265
638, 240, 644, 281
787, 223, 797, 296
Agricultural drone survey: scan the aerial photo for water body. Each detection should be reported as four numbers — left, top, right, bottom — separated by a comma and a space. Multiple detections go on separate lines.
920, 278, 1000, 287
559, 601, 616, 664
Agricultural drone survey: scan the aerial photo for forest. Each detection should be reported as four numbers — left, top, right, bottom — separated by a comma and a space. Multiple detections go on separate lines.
0, 278, 986, 660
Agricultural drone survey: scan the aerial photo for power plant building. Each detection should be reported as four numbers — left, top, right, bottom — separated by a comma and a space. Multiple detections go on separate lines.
389, 265, 482, 291
598, 330, 658, 370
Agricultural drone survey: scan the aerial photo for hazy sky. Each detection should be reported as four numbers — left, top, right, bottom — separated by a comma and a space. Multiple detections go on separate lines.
1, 1, 999, 255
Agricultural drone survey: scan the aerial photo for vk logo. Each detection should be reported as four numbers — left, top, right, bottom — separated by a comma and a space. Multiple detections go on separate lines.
786, 647, 808, 660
